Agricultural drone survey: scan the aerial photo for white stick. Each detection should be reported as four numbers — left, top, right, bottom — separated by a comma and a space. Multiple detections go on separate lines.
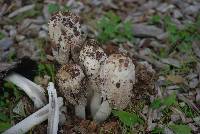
47, 82, 59, 134
3, 97, 63, 134
75, 104, 86, 119
93, 100, 111, 123
5, 73, 47, 108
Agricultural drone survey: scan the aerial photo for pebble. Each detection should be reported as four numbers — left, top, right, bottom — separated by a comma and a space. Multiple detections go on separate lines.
183, 5, 200, 16
0, 38, 14, 50
156, 3, 174, 13
171, 113, 181, 122
9, 29, 17, 37
193, 116, 200, 126
15, 35, 25, 42
133, 24, 164, 38
173, 9, 183, 19
39, 30, 48, 38
189, 78, 199, 89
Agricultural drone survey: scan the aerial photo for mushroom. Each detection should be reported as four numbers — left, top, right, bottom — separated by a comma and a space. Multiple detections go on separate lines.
79, 39, 107, 118
93, 54, 135, 122
56, 64, 87, 119
48, 11, 86, 64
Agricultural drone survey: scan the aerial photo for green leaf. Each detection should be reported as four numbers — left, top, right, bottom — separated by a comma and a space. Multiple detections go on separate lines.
169, 124, 192, 134
112, 110, 143, 127
48, 3, 60, 14
162, 94, 176, 107
0, 122, 11, 132
0, 32, 5, 40
150, 99, 162, 109
0, 113, 9, 122
152, 127, 164, 134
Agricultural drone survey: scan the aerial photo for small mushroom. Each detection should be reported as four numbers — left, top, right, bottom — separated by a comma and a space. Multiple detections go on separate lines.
93, 54, 135, 122
49, 11, 86, 64
56, 64, 87, 119
79, 39, 107, 117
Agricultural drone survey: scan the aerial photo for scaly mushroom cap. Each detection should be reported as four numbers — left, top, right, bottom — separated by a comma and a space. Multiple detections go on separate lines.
79, 39, 107, 79
56, 64, 87, 105
79, 39, 107, 96
49, 11, 86, 64
99, 54, 135, 109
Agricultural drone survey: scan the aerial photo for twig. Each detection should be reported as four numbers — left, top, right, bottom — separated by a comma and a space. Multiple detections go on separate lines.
177, 94, 200, 114
3, 97, 63, 134
8, 4, 35, 18
5, 73, 47, 108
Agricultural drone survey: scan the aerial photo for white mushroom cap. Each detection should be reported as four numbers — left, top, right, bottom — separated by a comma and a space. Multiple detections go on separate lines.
99, 54, 135, 109
49, 11, 86, 64
79, 39, 107, 79
56, 64, 87, 106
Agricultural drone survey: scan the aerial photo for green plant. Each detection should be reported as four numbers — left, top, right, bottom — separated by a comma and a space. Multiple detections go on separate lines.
169, 124, 192, 134
148, 15, 161, 25
97, 11, 134, 43
112, 110, 143, 127
151, 127, 164, 134
35, 38, 56, 82
48, 3, 70, 14
37, 63, 56, 82
179, 104, 199, 118
0, 32, 5, 40
150, 94, 177, 109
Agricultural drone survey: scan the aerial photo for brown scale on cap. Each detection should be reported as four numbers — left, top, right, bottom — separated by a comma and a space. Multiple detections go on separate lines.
56, 64, 87, 106
49, 11, 86, 64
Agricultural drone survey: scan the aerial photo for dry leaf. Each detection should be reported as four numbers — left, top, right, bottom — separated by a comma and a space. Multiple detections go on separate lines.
166, 75, 186, 84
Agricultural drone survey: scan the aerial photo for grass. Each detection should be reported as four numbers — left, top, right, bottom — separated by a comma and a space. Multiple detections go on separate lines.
0, 32, 5, 40
0, 82, 25, 132
112, 110, 144, 133
48, 3, 70, 14
96, 11, 134, 43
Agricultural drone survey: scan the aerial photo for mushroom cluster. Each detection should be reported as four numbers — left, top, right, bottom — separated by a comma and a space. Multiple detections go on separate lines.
49, 11, 154, 123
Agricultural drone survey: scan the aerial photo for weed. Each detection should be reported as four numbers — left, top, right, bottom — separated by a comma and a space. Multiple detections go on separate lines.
179, 104, 199, 118
35, 38, 56, 82
169, 124, 192, 134
97, 11, 134, 43
151, 127, 164, 134
150, 93, 177, 109
112, 110, 143, 127
148, 15, 161, 25
48, 3, 70, 14
0, 32, 5, 40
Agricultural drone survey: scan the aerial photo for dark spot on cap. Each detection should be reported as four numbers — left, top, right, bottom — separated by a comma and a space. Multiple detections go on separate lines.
116, 83, 120, 88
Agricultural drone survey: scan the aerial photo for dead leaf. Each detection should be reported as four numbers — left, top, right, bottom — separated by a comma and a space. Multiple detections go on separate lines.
166, 75, 186, 84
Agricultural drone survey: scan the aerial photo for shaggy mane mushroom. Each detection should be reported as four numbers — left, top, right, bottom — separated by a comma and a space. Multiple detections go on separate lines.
49, 11, 86, 64
56, 64, 87, 119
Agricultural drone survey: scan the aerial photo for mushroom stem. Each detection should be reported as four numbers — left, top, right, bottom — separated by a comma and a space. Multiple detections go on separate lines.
75, 104, 86, 119
47, 82, 59, 134
3, 97, 63, 134
5, 73, 47, 108
90, 91, 102, 117
93, 100, 111, 123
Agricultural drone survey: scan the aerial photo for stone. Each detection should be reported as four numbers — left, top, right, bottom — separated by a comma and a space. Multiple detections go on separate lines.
189, 78, 199, 89
173, 10, 183, 19
133, 24, 164, 38
0, 38, 14, 50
